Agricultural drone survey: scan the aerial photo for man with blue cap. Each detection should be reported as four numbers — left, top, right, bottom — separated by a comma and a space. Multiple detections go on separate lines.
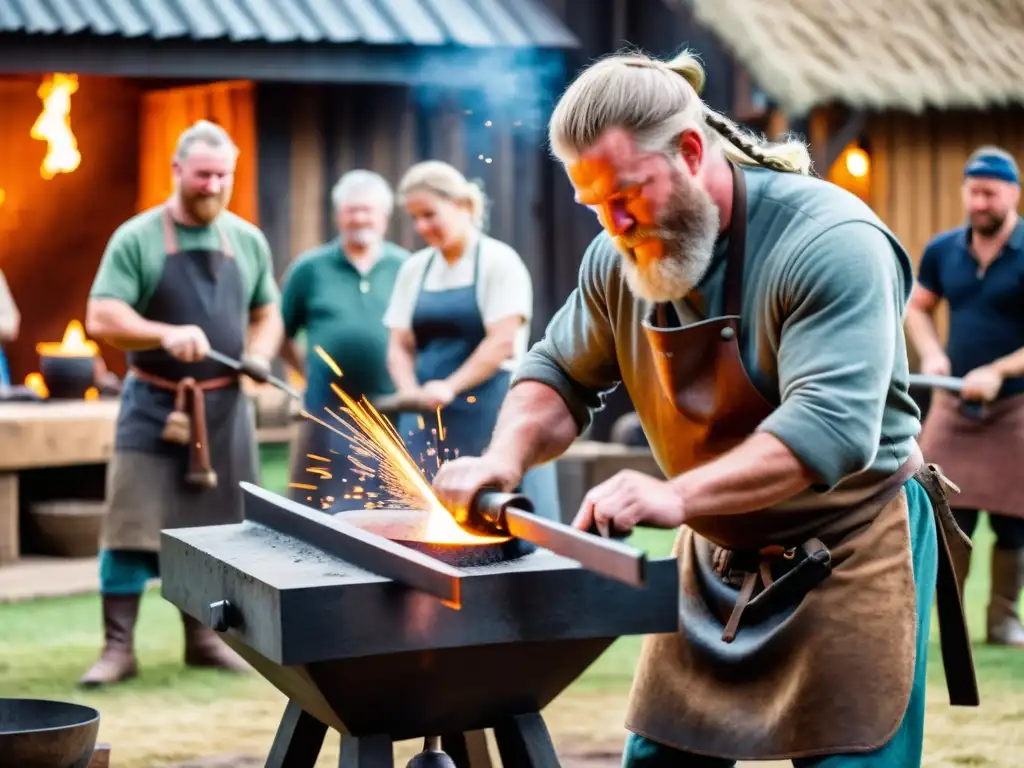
907, 144, 1024, 648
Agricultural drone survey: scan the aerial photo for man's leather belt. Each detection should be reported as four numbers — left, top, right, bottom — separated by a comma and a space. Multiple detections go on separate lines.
130, 366, 236, 489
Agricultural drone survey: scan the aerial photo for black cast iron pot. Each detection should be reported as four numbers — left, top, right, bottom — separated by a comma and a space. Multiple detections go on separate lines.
39, 355, 95, 400
0, 698, 100, 767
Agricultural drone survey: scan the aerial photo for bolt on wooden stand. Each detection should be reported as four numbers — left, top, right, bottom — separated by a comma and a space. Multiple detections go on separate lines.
159, 485, 679, 768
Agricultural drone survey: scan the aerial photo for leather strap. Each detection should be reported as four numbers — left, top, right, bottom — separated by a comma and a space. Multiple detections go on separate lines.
913, 463, 981, 707
723, 163, 748, 317
130, 366, 235, 483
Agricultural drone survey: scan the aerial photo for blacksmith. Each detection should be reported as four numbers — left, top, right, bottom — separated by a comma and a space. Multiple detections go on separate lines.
81, 120, 283, 686
907, 145, 1024, 648
433, 51, 978, 766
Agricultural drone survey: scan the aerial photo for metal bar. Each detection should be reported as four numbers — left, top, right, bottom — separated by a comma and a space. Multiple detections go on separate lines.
468, 491, 647, 587
206, 349, 304, 401
504, 507, 647, 588
242, 483, 463, 609
908, 373, 963, 393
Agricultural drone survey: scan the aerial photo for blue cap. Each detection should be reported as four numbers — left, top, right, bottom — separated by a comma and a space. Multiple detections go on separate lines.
964, 148, 1020, 185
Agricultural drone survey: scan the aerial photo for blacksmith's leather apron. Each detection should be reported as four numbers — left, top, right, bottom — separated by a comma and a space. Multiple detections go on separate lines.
100, 206, 259, 551
623, 165, 978, 761
920, 390, 1024, 519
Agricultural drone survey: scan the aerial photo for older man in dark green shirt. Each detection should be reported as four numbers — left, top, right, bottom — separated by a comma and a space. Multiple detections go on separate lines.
281, 170, 409, 510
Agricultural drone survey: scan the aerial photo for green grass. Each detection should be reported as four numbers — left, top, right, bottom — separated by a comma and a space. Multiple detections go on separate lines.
1, 446, 1023, 766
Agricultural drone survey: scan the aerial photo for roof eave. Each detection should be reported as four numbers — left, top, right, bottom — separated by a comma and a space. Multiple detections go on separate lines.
0, 35, 577, 86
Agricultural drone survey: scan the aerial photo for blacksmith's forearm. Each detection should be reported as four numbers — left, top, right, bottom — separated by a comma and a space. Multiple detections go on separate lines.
672, 432, 815, 521
486, 382, 578, 473
85, 299, 171, 352
993, 347, 1024, 379
446, 335, 512, 394
905, 308, 945, 361
246, 307, 284, 360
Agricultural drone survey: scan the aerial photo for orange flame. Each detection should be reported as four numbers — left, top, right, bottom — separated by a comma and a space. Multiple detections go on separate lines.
31, 73, 81, 180
24, 373, 48, 399
36, 320, 99, 358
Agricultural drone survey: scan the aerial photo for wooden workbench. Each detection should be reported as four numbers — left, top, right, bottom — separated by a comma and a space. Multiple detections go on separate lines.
0, 400, 118, 564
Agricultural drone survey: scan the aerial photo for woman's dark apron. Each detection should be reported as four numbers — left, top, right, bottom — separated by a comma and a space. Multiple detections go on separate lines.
396, 244, 560, 519
621, 165, 978, 760
99, 207, 259, 552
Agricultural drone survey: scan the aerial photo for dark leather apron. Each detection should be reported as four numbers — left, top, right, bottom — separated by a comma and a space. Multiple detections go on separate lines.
621, 165, 977, 760
920, 390, 1024, 518
99, 206, 259, 551
396, 242, 560, 518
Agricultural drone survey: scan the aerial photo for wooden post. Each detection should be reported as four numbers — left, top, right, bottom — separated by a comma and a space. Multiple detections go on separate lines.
0, 472, 18, 564
88, 744, 112, 768
289, 86, 326, 260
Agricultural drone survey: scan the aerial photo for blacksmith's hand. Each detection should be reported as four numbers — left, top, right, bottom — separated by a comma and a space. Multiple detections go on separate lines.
961, 364, 1003, 402
421, 380, 455, 409
241, 354, 271, 384
433, 454, 524, 524
161, 325, 211, 363
572, 470, 685, 537
920, 352, 952, 377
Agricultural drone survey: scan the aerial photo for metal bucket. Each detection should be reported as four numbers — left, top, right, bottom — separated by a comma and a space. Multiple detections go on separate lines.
0, 698, 100, 768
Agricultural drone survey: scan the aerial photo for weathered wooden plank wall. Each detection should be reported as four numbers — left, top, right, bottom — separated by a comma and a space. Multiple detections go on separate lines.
270, 82, 557, 336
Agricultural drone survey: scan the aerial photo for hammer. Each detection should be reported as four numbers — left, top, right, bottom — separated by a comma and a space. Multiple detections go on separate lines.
205, 348, 425, 415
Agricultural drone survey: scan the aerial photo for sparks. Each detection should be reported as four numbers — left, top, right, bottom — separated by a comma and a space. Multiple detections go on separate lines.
289, 482, 318, 491
435, 406, 446, 442
320, 383, 501, 544
313, 345, 342, 377
294, 346, 503, 543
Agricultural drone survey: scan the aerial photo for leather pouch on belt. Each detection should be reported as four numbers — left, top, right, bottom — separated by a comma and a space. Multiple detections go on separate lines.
721, 539, 833, 641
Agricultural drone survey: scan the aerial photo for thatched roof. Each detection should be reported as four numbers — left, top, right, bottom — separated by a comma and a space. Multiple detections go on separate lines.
688, 0, 1024, 115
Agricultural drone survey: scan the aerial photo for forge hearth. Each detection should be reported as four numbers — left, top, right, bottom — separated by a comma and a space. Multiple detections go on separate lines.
159, 485, 678, 768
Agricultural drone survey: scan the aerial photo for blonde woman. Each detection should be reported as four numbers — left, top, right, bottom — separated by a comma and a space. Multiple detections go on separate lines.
383, 160, 559, 518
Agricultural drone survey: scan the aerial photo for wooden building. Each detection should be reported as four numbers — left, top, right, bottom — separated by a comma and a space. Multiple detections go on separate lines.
688, 0, 1024, 350
0, 0, 578, 381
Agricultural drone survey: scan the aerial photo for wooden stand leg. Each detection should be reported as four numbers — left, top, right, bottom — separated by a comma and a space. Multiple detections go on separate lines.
339, 733, 393, 768
265, 701, 328, 768
441, 730, 492, 768
0, 472, 19, 565
493, 713, 560, 768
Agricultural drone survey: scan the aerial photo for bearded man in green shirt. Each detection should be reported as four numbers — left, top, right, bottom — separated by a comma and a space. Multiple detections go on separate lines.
81, 120, 283, 686
433, 51, 978, 766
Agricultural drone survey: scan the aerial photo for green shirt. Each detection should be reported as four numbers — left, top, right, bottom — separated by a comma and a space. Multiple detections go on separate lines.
514, 165, 922, 504
89, 207, 280, 313
281, 239, 409, 410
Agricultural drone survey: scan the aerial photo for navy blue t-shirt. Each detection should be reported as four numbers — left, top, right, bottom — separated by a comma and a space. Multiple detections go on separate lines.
918, 223, 1024, 398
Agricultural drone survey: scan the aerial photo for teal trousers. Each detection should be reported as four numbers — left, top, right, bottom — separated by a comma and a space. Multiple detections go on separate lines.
99, 548, 161, 594
624, 477, 938, 768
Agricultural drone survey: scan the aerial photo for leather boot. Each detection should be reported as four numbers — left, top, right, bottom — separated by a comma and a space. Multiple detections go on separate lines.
78, 594, 140, 687
181, 611, 250, 671
986, 548, 1024, 647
